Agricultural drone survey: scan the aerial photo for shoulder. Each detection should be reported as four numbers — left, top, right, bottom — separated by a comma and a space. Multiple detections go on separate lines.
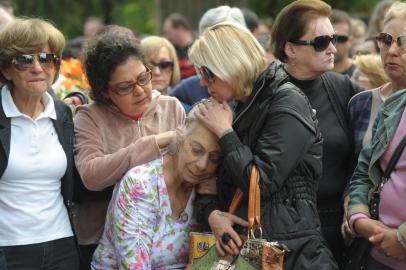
349, 89, 375, 108
118, 158, 164, 197
156, 95, 185, 115
74, 102, 110, 123
323, 72, 362, 95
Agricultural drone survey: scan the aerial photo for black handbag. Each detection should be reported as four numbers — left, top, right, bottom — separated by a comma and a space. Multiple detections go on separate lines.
343, 135, 406, 270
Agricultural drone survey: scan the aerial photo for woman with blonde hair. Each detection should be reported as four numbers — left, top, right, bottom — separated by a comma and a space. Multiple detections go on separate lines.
352, 54, 390, 90
190, 22, 337, 269
141, 36, 180, 95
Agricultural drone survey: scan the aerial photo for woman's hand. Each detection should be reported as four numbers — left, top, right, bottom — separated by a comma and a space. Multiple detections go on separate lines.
155, 131, 176, 149
195, 99, 233, 138
208, 210, 248, 257
354, 218, 389, 239
370, 229, 406, 259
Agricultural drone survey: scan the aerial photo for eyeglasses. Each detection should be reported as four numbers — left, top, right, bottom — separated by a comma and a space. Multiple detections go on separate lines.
290, 34, 338, 52
149, 61, 174, 73
336, 35, 349, 43
11, 53, 59, 71
194, 64, 216, 83
376, 32, 406, 49
109, 66, 152, 95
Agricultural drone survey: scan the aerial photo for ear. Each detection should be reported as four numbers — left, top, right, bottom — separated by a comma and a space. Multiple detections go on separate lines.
284, 42, 296, 60
1, 68, 12, 81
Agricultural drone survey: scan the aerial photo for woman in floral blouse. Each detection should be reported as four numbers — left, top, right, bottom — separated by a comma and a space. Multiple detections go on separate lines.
91, 102, 221, 269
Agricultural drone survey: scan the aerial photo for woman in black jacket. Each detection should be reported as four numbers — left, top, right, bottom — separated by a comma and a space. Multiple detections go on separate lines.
189, 22, 337, 269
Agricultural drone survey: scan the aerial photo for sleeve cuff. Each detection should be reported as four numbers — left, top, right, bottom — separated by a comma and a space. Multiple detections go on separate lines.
348, 213, 369, 236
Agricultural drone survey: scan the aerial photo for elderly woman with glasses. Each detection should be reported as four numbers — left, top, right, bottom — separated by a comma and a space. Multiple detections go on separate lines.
189, 22, 337, 269
91, 104, 221, 269
73, 32, 187, 269
269, 0, 363, 266
0, 18, 79, 269
141, 36, 181, 95
349, 1, 406, 159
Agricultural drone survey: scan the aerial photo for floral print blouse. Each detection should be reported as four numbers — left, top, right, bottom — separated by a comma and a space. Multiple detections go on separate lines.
92, 158, 199, 269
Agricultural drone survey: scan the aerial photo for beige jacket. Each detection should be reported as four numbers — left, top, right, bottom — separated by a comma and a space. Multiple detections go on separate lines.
73, 92, 185, 244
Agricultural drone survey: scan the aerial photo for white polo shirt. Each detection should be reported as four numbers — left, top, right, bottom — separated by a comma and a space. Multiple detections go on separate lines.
0, 87, 73, 246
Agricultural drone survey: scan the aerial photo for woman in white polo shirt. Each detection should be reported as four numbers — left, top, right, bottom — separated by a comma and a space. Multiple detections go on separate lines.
0, 18, 79, 269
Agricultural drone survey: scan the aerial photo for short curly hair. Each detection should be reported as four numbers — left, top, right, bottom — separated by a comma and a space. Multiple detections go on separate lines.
83, 32, 145, 102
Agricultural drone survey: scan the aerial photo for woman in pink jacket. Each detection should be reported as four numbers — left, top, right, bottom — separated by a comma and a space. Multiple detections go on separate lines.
73, 32, 187, 269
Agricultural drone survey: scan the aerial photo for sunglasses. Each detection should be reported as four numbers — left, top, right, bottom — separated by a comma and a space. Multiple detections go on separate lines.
149, 61, 174, 72
290, 34, 338, 52
376, 32, 406, 49
337, 35, 349, 43
11, 53, 59, 71
109, 66, 152, 96
194, 64, 216, 83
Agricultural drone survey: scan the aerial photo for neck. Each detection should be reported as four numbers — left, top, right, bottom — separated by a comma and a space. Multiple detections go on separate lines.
179, 32, 193, 47
11, 90, 44, 119
285, 63, 319, 81
333, 58, 352, 73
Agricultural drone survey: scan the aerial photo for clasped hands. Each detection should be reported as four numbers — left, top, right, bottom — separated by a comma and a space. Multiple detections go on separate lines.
354, 218, 406, 259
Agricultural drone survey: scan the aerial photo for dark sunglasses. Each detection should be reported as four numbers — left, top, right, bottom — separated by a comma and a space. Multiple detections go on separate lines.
11, 53, 59, 71
337, 35, 349, 43
149, 61, 174, 72
109, 66, 152, 96
194, 64, 216, 83
290, 34, 338, 52
376, 32, 406, 48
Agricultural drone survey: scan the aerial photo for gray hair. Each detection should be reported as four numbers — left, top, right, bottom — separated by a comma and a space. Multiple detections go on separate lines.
198, 5, 246, 34
167, 99, 209, 154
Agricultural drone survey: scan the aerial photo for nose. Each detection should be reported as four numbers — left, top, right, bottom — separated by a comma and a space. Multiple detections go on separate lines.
132, 84, 145, 96
388, 41, 401, 55
328, 41, 337, 53
31, 57, 44, 73
195, 155, 209, 172
152, 66, 161, 75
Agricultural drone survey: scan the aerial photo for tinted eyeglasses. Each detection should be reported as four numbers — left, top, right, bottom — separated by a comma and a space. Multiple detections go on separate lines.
337, 35, 349, 43
109, 66, 152, 96
290, 34, 338, 52
11, 53, 60, 71
194, 64, 216, 83
149, 61, 174, 73
376, 32, 406, 49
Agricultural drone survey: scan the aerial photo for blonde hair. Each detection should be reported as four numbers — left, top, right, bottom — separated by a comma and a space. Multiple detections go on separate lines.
140, 36, 180, 88
0, 17, 65, 84
188, 22, 267, 100
383, 1, 406, 26
353, 54, 390, 88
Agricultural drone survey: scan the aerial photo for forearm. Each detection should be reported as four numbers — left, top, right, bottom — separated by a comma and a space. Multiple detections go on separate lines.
194, 193, 220, 228
76, 136, 160, 190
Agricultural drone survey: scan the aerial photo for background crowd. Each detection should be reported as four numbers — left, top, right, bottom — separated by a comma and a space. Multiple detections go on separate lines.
0, 0, 405, 269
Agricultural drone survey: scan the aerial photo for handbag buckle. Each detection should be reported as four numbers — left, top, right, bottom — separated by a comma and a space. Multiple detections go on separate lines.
248, 227, 263, 240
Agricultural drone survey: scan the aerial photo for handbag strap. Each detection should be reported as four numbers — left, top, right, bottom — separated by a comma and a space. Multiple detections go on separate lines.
227, 165, 262, 234
380, 135, 406, 186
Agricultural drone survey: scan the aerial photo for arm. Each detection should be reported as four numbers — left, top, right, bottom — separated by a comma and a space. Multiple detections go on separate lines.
74, 109, 170, 190
109, 169, 159, 269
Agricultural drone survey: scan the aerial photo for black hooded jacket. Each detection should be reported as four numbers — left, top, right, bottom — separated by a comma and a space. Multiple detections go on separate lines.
195, 61, 338, 269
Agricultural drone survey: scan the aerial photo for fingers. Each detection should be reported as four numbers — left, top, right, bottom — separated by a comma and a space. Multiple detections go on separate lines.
369, 232, 385, 243
229, 214, 249, 227
216, 240, 226, 257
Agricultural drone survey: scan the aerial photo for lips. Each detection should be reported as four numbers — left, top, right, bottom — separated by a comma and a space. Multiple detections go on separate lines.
134, 97, 147, 105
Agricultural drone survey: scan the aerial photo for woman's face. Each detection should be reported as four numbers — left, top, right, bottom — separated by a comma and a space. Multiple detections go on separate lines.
149, 46, 173, 94
197, 67, 235, 102
104, 57, 152, 116
286, 16, 336, 78
1, 44, 56, 97
176, 123, 221, 185
379, 18, 406, 83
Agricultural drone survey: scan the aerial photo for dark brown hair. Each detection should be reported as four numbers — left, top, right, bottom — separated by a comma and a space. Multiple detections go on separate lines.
270, 0, 332, 62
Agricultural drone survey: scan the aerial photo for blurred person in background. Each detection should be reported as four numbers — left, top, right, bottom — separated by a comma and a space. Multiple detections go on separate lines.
163, 13, 196, 79
351, 54, 389, 91
331, 9, 356, 77
73, 32, 185, 270
141, 36, 180, 95
348, 1, 406, 160
270, 0, 363, 266
83, 17, 103, 38
351, 17, 367, 40
0, 18, 79, 270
